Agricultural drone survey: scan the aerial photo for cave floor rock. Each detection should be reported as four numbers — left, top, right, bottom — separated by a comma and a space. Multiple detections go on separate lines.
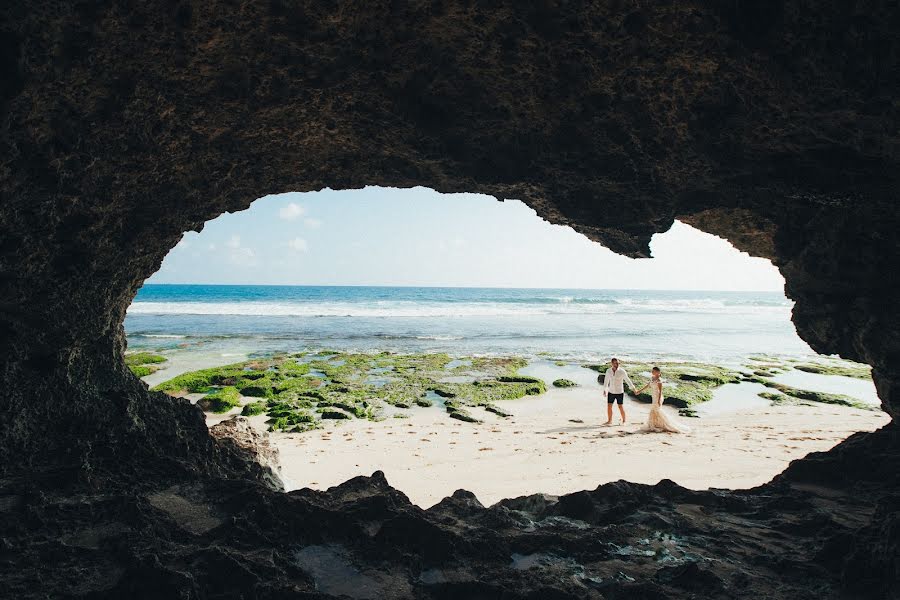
2, 424, 897, 599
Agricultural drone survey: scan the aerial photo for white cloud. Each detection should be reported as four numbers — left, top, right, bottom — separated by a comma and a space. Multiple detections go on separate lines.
304, 217, 323, 229
226, 234, 241, 249
287, 237, 309, 252
279, 202, 306, 221
207, 243, 217, 251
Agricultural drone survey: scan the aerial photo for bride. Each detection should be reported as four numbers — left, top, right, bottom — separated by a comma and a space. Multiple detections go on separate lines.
634, 366, 690, 434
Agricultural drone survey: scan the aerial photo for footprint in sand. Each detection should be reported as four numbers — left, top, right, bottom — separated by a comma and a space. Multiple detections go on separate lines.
478, 447, 493, 451
420, 438, 430, 442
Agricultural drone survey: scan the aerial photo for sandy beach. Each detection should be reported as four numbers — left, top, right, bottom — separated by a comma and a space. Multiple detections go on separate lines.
206, 374, 889, 508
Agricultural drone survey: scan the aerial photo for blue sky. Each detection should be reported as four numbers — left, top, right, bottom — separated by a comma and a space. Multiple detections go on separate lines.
149, 187, 784, 291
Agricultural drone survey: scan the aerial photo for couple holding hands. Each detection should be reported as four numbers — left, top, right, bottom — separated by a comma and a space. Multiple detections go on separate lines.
599, 357, 689, 434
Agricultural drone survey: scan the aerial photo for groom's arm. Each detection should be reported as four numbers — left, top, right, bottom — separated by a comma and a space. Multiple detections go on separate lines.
622, 369, 636, 391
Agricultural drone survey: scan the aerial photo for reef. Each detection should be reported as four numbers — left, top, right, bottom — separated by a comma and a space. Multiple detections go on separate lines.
156, 352, 547, 431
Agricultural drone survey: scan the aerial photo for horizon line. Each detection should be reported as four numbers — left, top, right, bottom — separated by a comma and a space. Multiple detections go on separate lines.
139, 282, 786, 293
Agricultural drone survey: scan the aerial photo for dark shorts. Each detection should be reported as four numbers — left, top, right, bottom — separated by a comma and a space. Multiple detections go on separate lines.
607, 392, 624, 405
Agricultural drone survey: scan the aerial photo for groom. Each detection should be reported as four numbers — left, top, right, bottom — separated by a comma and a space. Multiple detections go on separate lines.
601, 357, 637, 426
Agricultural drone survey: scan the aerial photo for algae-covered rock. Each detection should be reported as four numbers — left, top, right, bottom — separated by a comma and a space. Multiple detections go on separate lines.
449, 410, 480, 423
321, 409, 352, 420
552, 378, 577, 388
124, 352, 167, 366
241, 401, 267, 417
761, 381, 872, 409
156, 351, 547, 431
129, 364, 159, 377
794, 362, 872, 379
485, 404, 512, 417
198, 387, 242, 413
126, 352, 167, 378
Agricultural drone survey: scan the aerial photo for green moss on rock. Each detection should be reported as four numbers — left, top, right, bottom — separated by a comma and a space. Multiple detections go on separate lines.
761, 381, 872, 409
793, 362, 872, 379
125, 352, 167, 366
449, 409, 480, 423
198, 387, 241, 413
321, 409, 352, 420
241, 401, 267, 416
128, 364, 159, 377
552, 378, 577, 388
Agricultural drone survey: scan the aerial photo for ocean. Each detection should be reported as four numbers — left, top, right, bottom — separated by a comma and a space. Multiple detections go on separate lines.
125, 285, 813, 365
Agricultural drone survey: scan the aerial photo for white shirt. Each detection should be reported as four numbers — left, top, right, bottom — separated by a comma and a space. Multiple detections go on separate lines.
603, 366, 635, 394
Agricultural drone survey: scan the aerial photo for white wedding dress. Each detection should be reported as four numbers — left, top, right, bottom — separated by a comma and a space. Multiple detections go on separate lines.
642, 379, 690, 434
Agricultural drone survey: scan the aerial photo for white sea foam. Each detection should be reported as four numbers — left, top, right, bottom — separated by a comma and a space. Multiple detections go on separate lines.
127, 299, 789, 318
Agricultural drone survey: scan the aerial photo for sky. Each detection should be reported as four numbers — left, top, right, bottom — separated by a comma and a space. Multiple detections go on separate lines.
148, 186, 785, 291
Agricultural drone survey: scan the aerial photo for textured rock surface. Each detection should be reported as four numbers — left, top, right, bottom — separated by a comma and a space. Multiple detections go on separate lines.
1, 425, 898, 599
209, 416, 284, 491
1, 1, 899, 597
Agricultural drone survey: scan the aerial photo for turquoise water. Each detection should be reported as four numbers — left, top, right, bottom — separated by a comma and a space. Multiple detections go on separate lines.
125, 285, 811, 364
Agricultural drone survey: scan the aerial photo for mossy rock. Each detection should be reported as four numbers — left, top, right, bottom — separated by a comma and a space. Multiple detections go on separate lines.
485, 404, 512, 417
552, 378, 577, 388
198, 386, 241, 413
761, 381, 871, 409
449, 410, 480, 423
241, 401, 267, 416
497, 375, 543, 384
758, 391, 787, 404
321, 409, 352, 420
793, 362, 872, 379
268, 410, 315, 432
554, 361, 568, 367
158, 351, 547, 428
414, 397, 433, 407
124, 352, 167, 366
129, 364, 159, 377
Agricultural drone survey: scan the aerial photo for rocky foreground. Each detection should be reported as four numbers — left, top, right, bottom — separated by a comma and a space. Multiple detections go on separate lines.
2, 418, 897, 599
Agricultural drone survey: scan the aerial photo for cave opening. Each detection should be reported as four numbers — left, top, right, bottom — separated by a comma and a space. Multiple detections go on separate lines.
125, 187, 888, 507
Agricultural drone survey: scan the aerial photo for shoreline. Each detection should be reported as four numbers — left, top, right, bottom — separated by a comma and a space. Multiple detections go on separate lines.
139, 348, 889, 508
270, 399, 887, 507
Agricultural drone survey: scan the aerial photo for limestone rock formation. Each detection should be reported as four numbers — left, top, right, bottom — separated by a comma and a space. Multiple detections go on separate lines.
1, 1, 898, 597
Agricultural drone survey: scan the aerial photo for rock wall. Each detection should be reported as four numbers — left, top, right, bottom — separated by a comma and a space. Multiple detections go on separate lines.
1, 2, 899, 596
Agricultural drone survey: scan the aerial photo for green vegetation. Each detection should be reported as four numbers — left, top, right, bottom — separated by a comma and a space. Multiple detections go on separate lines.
793, 362, 871, 379
154, 351, 546, 432
198, 387, 241, 413
129, 365, 157, 377
241, 401, 268, 416
125, 351, 168, 378
125, 352, 167, 366
552, 378, 577, 388
584, 361, 743, 409
760, 381, 873, 409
